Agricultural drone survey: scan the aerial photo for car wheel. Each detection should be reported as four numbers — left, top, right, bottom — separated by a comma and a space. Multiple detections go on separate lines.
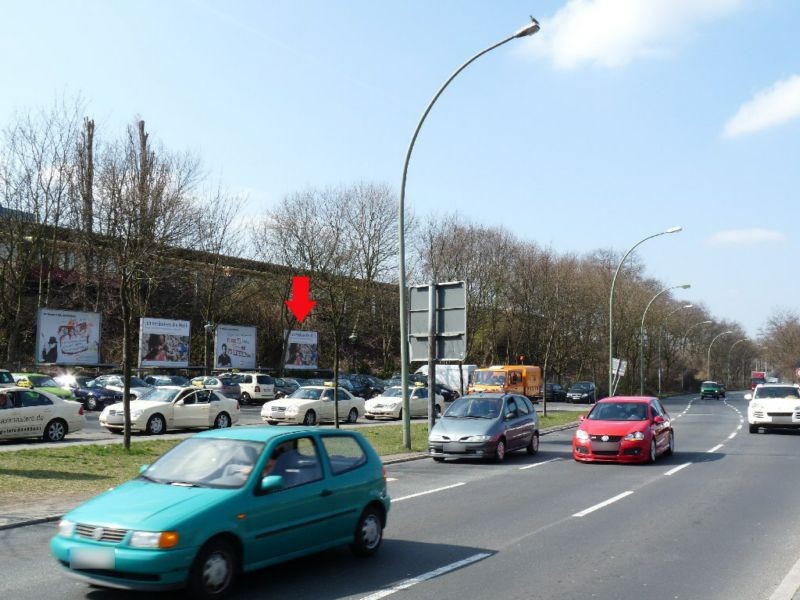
347, 408, 358, 424
665, 431, 675, 456
241, 392, 251, 405
145, 414, 166, 435
435, 404, 442, 418
397, 408, 402, 421
494, 438, 507, 463
749, 424, 759, 434
43, 419, 67, 442
266, 420, 278, 425
302, 410, 317, 426
648, 438, 657, 463
526, 431, 539, 455
433, 457, 445, 462
214, 412, 231, 429
188, 538, 239, 599
350, 506, 383, 557
86, 396, 98, 411
108, 428, 123, 435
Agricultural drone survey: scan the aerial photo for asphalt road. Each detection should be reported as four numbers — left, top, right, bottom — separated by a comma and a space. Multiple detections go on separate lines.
3, 391, 800, 599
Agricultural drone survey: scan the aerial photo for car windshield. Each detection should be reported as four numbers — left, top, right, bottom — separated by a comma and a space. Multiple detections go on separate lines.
754, 387, 800, 399
143, 437, 265, 489
0, 372, 16, 384
289, 387, 323, 400
381, 387, 404, 398
136, 388, 182, 403
472, 371, 505, 385
29, 375, 58, 387
444, 397, 501, 419
571, 382, 591, 391
588, 402, 648, 421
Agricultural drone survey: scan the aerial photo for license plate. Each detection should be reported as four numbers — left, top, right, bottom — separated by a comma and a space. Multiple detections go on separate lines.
70, 547, 115, 569
443, 442, 465, 453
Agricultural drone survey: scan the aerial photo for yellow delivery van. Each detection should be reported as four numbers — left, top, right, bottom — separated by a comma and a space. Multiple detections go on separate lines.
468, 365, 543, 402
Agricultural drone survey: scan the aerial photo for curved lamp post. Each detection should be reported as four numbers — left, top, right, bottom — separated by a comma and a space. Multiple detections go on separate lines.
657, 304, 693, 395
639, 284, 691, 394
397, 19, 541, 448
707, 330, 734, 381
727, 338, 748, 388
682, 320, 712, 347
608, 227, 682, 396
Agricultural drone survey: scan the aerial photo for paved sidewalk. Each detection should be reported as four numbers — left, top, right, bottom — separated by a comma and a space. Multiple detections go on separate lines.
0, 421, 578, 530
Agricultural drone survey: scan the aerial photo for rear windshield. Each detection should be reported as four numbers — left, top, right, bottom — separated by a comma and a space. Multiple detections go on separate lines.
754, 387, 800, 399
0, 372, 14, 384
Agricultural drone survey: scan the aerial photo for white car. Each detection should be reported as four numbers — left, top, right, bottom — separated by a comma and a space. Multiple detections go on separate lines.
99, 386, 240, 435
0, 386, 85, 442
92, 374, 153, 398
365, 386, 446, 420
233, 372, 276, 405
261, 385, 364, 426
747, 384, 800, 433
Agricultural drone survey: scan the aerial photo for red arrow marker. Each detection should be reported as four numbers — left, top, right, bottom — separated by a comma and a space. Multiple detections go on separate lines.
285, 276, 316, 323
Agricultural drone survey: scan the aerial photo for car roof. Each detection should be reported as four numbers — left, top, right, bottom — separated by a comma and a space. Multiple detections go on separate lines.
194, 425, 361, 443
755, 383, 798, 388
597, 396, 654, 404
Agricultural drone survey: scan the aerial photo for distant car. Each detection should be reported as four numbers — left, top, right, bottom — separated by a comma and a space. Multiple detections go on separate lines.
190, 375, 241, 399
428, 393, 539, 462
261, 384, 364, 426
144, 374, 190, 387
573, 396, 674, 463
234, 372, 276, 405
347, 374, 386, 398
71, 379, 123, 411
51, 427, 389, 597
99, 386, 240, 434
0, 387, 85, 442
365, 385, 446, 420
273, 377, 300, 399
544, 383, 567, 403
751, 377, 767, 390
12, 373, 75, 400
92, 375, 153, 398
54, 374, 94, 391
700, 381, 725, 399
0, 369, 15, 389
746, 384, 800, 433
566, 381, 597, 404
411, 375, 460, 403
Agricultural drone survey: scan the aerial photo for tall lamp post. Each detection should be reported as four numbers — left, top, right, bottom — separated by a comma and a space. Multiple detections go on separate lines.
608, 227, 682, 396
680, 319, 712, 391
707, 330, 734, 381
639, 284, 691, 394
397, 19, 541, 449
657, 304, 693, 395
727, 338, 748, 388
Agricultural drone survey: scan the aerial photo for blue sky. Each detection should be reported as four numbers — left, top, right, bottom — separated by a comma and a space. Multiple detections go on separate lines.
2, 0, 798, 337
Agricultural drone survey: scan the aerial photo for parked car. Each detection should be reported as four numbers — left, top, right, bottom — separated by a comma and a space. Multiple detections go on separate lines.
54, 374, 94, 391
190, 375, 241, 399
0, 387, 85, 442
261, 384, 364, 426
573, 396, 674, 463
51, 427, 389, 597
544, 383, 567, 403
12, 373, 75, 400
411, 374, 460, 403
234, 372, 276, 405
72, 379, 123, 411
144, 374, 190, 387
566, 381, 597, 404
428, 393, 540, 462
99, 386, 240, 435
700, 381, 725, 399
746, 384, 800, 433
0, 369, 15, 388
273, 377, 300, 399
347, 374, 386, 398
92, 375, 153, 398
365, 385, 446, 420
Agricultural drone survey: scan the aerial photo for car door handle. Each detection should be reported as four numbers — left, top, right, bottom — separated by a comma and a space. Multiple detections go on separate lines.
320, 489, 333, 497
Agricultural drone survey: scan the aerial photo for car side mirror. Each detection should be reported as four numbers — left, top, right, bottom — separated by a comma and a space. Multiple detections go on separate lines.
139, 464, 149, 474
653, 416, 665, 424
579, 414, 586, 422
744, 393, 752, 401
260, 475, 284, 493
505, 411, 516, 420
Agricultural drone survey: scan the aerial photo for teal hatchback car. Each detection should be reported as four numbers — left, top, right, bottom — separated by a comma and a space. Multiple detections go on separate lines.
51, 426, 390, 598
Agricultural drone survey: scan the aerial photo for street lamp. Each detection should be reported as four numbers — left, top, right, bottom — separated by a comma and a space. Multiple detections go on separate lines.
608, 226, 682, 396
682, 320, 712, 346
639, 284, 691, 394
727, 338, 748, 388
397, 18, 541, 449
203, 321, 215, 376
707, 330, 734, 380
657, 304, 693, 395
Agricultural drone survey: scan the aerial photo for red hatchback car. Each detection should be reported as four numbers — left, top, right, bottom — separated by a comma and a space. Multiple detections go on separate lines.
573, 396, 674, 463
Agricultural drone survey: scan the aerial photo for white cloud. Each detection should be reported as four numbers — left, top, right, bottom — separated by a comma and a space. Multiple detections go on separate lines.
522, 0, 745, 69
707, 228, 787, 245
722, 75, 800, 138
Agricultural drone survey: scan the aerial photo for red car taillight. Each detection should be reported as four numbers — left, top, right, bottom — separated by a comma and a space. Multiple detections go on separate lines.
78, 405, 85, 416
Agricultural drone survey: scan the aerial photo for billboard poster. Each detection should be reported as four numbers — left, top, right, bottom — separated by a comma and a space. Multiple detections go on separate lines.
138, 318, 190, 368
284, 330, 319, 370
36, 308, 101, 365
214, 324, 256, 370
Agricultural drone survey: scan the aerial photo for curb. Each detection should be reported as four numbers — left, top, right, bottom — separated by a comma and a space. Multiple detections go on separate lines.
1, 420, 580, 531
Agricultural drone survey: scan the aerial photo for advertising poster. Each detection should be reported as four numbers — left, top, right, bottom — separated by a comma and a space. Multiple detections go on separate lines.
284, 330, 318, 370
138, 318, 190, 368
214, 324, 256, 370
36, 308, 101, 365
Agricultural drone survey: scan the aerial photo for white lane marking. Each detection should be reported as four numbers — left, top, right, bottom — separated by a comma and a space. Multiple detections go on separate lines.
737, 425, 742, 430
386, 478, 398, 482
679, 413, 715, 416
393, 482, 466, 502
519, 458, 562, 470
573, 491, 634, 518
708, 444, 724, 453
664, 462, 692, 476
358, 552, 492, 600
728, 432, 737, 440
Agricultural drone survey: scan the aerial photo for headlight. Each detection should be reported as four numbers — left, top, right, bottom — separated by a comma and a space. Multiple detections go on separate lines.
99, 407, 109, 418
285, 406, 298, 415
131, 409, 144, 419
464, 435, 491, 442
429, 433, 446, 442
624, 431, 645, 441
129, 530, 180, 549
575, 429, 590, 441
58, 519, 75, 537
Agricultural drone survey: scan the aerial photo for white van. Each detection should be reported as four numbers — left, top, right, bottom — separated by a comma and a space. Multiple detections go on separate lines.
235, 373, 276, 405
415, 364, 476, 396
